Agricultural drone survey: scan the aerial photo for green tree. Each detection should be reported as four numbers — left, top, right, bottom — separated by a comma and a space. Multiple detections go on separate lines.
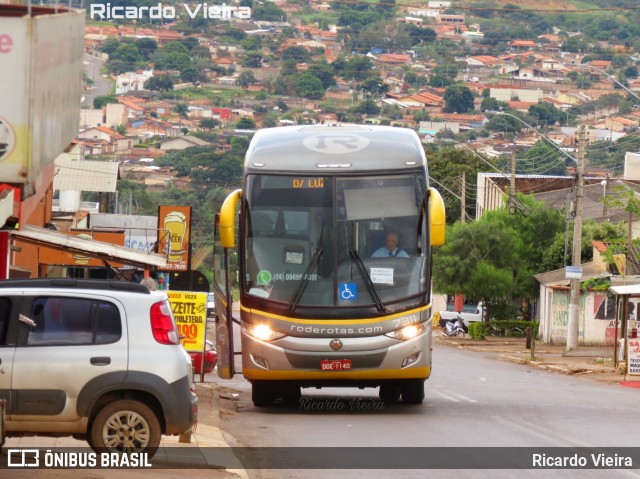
602, 184, 640, 253
352, 99, 380, 115
343, 56, 374, 81
199, 118, 219, 130
236, 117, 256, 130
106, 43, 143, 74
236, 71, 257, 89
406, 24, 436, 44
180, 66, 206, 85
241, 52, 263, 68
93, 95, 120, 109
163, 41, 190, 55
178, 37, 200, 52
433, 195, 564, 317
307, 62, 337, 90
175, 103, 189, 118
99, 37, 122, 56
296, 73, 325, 99
144, 74, 174, 92
485, 113, 524, 136
481, 97, 507, 112
433, 220, 518, 318
135, 37, 158, 61
359, 76, 389, 96
443, 84, 475, 113
528, 103, 565, 127
241, 36, 262, 51
252, 2, 286, 21
541, 219, 626, 272
280, 46, 310, 63
426, 145, 493, 222
519, 140, 567, 175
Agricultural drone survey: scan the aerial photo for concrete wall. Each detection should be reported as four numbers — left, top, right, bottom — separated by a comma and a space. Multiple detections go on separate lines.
624, 152, 640, 180
538, 287, 628, 346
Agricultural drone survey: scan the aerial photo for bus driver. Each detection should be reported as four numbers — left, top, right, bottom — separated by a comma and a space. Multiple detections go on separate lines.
371, 231, 409, 258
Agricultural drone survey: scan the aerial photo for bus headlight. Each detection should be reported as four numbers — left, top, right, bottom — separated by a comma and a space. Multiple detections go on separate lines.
385, 323, 425, 341
243, 323, 287, 342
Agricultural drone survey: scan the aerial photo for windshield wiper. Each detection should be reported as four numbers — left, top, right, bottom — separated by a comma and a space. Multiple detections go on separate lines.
349, 248, 386, 313
288, 219, 324, 314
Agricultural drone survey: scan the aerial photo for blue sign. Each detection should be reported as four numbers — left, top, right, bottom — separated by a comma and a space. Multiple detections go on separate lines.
339, 282, 357, 301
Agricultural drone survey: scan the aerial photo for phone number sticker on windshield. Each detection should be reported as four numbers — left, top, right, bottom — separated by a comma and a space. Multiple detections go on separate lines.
273, 273, 319, 281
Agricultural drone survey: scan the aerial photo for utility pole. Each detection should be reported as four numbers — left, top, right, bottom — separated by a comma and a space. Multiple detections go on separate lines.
461, 172, 466, 224
509, 152, 516, 214
566, 124, 586, 352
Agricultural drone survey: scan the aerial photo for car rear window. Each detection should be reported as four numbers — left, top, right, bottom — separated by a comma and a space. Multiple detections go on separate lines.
27, 297, 122, 346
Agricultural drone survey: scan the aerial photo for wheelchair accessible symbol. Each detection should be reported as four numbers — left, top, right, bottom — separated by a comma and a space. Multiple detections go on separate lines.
339, 282, 357, 301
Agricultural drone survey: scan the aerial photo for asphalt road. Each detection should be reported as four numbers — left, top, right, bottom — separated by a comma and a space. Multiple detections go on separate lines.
214, 342, 640, 479
83, 53, 111, 108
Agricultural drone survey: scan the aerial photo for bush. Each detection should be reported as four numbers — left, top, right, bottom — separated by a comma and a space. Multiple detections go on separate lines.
468, 322, 486, 340
487, 320, 539, 338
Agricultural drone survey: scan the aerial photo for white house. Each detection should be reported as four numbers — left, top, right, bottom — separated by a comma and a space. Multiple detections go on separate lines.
115, 70, 154, 95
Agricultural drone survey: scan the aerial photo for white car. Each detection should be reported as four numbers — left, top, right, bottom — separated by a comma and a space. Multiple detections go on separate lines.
0, 278, 198, 456
207, 292, 215, 317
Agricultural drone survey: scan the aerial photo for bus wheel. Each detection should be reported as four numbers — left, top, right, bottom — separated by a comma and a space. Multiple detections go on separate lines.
401, 379, 425, 404
281, 385, 301, 403
379, 383, 400, 402
252, 382, 274, 407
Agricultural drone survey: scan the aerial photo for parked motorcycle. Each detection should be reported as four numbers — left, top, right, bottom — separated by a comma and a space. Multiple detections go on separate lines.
443, 316, 467, 337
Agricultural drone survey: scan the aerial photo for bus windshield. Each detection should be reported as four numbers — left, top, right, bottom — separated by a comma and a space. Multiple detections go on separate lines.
243, 173, 428, 310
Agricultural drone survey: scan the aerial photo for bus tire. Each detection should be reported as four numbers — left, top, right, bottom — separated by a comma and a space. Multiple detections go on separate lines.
379, 383, 400, 402
252, 382, 274, 407
281, 385, 301, 403
401, 379, 425, 404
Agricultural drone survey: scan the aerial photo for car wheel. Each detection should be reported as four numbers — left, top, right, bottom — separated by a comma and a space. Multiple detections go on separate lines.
89, 400, 161, 456
252, 382, 274, 407
400, 379, 425, 404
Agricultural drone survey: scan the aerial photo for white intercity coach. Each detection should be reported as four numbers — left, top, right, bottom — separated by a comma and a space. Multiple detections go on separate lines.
213, 125, 446, 406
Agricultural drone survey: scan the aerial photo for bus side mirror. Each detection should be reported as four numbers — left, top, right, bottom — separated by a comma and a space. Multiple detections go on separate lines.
220, 189, 242, 249
429, 187, 445, 247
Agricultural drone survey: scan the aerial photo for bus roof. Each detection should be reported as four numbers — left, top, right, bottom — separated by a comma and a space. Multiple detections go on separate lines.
243, 125, 426, 173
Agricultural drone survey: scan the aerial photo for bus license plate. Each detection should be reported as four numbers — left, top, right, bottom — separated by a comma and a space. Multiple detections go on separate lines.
320, 359, 352, 371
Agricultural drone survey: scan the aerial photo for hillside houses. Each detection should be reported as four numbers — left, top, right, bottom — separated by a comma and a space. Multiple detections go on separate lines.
78, 3, 640, 196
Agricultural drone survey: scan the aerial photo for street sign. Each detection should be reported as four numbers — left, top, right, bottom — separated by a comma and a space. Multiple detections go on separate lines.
565, 266, 583, 279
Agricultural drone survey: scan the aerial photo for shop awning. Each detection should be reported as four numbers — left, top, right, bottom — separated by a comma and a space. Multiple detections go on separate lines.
11, 225, 167, 269
610, 285, 640, 296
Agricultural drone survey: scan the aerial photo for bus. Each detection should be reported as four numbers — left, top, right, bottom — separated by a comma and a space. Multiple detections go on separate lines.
213, 125, 445, 406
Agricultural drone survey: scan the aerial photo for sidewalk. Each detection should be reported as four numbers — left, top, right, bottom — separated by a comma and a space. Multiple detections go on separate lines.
434, 333, 640, 386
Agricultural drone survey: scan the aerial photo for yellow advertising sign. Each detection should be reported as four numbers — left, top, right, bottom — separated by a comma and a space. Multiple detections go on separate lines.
613, 254, 626, 279
167, 291, 206, 353
158, 205, 191, 271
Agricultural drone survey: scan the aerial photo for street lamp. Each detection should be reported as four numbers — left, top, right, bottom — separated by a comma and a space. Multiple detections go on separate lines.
440, 138, 512, 178
601, 179, 607, 221
576, 64, 640, 105
488, 110, 578, 164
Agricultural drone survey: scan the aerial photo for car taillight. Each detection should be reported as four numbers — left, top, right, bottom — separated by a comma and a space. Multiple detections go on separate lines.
150, 301, 179, 345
